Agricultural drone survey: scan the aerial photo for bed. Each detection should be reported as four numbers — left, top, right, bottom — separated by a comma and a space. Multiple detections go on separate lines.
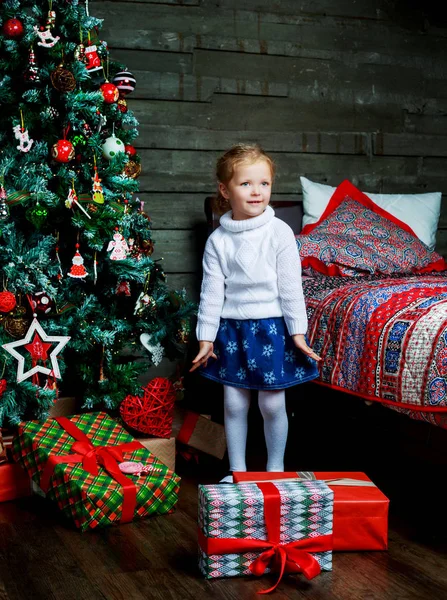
297, 178, 447, 430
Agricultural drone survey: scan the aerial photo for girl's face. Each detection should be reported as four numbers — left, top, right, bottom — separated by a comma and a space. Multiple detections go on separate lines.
219, 159, 272, 221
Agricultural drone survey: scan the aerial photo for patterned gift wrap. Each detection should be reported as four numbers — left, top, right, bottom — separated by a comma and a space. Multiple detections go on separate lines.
12, 412, 180, 532
198, 480, 333, 584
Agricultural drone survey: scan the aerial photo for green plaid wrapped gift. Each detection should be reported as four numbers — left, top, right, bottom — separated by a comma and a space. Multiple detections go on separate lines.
198, 481, 333, 592
12, 412, 180, 532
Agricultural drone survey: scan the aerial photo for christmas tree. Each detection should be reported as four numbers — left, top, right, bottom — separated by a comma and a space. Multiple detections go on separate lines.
0, 0, 195, 426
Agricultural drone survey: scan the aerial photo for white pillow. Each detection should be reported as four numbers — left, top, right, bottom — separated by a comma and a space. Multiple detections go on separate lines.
300, 176, 442, 251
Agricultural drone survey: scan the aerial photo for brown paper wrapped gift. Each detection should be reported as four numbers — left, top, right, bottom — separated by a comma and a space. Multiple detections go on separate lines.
172, 405, 226, 459
136, 436, 176, 472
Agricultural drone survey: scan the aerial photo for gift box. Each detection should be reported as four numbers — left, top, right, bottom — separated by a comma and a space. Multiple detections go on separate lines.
198, 480, 333, 592
233, 471, 389, 551
12, 412, 181, 532
173, 405, 226, 459
136, 436, 175, 472
0, 462, 32, 503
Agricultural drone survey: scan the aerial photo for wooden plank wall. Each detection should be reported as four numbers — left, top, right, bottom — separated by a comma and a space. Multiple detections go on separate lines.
91, 0, 447, 302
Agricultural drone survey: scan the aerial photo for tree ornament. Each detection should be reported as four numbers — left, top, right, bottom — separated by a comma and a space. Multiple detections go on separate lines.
51, 139, 75, 163
102, 134, 124, 160
134, 292, 157, 316
23, 46, 41, 86
139, 237, 154, 256
74, 42, 87, 64
83, 122, 93, 138
50, 63, 76, 92
84, 43, 103, 76
0, 291, 17, 314
26, 202, 48, 229
91, 165, 104, 203
176, 320, 190, 344
45, 106, 60, 120
0, 183, 9, 221
112, 70, 136, 96
13, 124, 33, 153
123, 159, 141, 179
125, 144, 137, 157
2, 318, 70, 383
29, 291, 54, 315
107, 230, 129, 260
116, 280, 131, 296
0, 379, 6, 400
72, 133, 87, 148
100, 82, 119, 104
67, 243, 88, 279
117, 98, 128, 113
3, 306, 31, 339
3, 18, 24, 38
139, 334, 165, 366
65, 182, 91, 219
96, 40, 109, 60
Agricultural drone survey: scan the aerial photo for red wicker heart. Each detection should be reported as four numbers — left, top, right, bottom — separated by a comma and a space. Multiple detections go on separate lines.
120, 377, 176, 438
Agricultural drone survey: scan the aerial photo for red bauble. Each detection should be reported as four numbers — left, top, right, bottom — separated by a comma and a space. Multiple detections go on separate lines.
3, 18, 24, 38
124, 144, 137, 157
51, 139, 75, 163
100, 82, 119, 104
0, 291, 17, 313
120, 377, 176, 438
0, 379, 6, 398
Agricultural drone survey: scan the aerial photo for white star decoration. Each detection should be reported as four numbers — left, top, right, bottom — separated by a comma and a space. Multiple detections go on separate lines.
2, 318, 70, 383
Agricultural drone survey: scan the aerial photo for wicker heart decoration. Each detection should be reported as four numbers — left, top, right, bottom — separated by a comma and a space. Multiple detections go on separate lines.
120, 377, 176, 438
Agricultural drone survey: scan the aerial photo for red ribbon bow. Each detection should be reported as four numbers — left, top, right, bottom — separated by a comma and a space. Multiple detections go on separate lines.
40, 417, 144, 523
199, 482, 332, 594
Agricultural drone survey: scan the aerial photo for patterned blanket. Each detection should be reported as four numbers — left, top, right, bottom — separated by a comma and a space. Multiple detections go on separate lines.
302, 273, 447, 429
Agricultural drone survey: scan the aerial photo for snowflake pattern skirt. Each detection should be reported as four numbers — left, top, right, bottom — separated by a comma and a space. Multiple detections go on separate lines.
199, 317, 319, 390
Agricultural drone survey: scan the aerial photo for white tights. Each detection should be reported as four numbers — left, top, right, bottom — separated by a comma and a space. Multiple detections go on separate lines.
223, 385, 288, 473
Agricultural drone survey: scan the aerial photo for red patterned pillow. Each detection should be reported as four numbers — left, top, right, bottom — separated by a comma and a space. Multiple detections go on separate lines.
296, 180, 447, 276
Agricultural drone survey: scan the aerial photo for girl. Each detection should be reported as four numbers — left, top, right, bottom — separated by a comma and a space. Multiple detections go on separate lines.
190, 144, 321, 483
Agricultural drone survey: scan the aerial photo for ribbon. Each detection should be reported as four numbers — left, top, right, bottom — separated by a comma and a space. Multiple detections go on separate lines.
176, 411, 199, 445
199, 482, 332, 594
40, 417, 143, 523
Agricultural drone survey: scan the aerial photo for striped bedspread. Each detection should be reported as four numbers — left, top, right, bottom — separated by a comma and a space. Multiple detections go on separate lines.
303, 273, 447, 429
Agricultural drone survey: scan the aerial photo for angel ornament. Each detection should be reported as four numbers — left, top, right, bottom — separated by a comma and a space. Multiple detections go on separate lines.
107, 231, 129, 261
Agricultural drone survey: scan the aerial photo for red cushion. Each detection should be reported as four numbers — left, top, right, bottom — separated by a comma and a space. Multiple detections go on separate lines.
297, 180, 447, 276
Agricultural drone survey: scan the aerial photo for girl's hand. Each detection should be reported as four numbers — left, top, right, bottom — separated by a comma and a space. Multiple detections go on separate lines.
190, 341, 217, 372
292, 334, 322, 362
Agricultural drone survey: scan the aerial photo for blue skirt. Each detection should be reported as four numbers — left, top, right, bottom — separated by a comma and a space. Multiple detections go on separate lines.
199, 317, 319, 390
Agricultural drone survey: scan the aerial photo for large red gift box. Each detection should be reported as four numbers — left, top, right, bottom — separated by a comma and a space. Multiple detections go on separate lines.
0, 462, 32, 503
233, 471, 389, 551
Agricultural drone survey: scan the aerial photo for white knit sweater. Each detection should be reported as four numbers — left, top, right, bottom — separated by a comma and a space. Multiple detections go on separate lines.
196, 205, 308, 342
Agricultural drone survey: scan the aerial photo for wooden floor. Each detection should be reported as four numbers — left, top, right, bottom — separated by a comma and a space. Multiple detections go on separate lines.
1, 454, 447, 600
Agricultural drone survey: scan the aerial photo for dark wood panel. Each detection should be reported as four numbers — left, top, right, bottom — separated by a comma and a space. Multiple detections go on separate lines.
129, 96, 404, 133
136, 149, 418, 193
373, 133, 447, 157
192, 49, 447, 98
405, 113, 447, 136
135, 126, 369, 154
112, 49, 192, 74
201, 0, 394, 20
151, 229, 202, 273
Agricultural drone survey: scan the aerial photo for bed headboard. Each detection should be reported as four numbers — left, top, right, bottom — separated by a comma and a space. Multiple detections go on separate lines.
204, 197, 303, 235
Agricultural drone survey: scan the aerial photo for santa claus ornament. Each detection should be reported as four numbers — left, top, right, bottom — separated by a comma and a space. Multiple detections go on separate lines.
67, 243, 88, 279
